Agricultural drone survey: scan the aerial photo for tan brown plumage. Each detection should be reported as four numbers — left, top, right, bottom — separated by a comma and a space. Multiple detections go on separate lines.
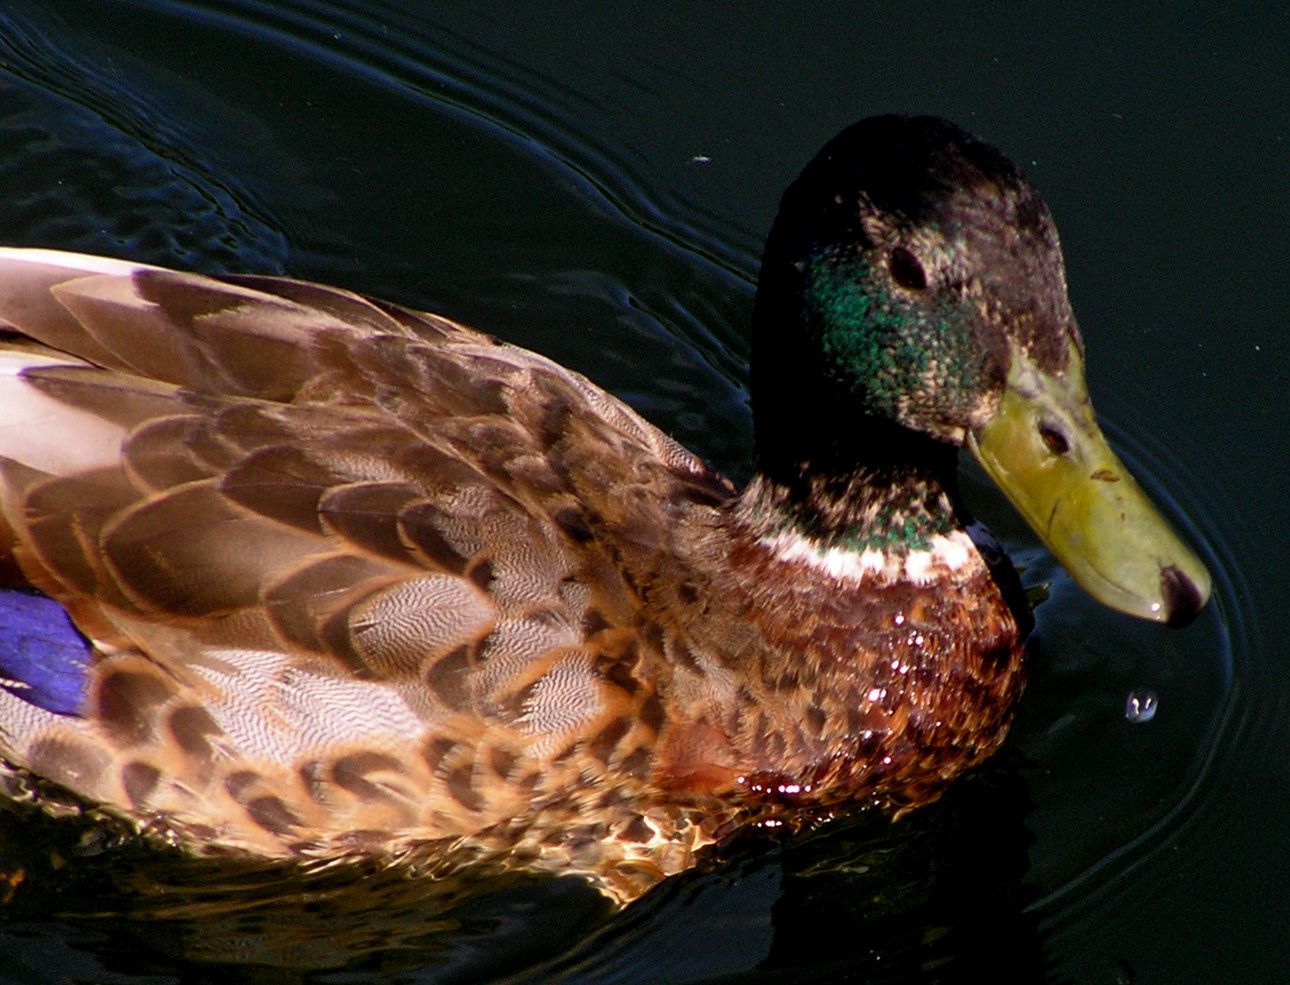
0, 116, 1206, 905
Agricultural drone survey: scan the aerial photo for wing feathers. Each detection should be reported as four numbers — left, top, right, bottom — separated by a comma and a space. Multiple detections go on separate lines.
102, 483, 329, 616
0, 249, 734, 859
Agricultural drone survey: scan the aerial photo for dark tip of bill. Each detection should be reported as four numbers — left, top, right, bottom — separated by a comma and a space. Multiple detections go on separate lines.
1161, 565, 1204, 628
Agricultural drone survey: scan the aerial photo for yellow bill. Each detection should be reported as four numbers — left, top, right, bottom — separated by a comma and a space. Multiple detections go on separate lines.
967, 349, 1210, 626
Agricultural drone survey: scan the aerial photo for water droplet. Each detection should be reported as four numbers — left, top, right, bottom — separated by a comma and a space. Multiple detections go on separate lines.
1125, 690, 1158, 723
1110, 956, 1137, 984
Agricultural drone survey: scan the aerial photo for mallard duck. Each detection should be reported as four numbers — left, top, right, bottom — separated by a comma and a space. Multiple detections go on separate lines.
0, 115, 1208, 904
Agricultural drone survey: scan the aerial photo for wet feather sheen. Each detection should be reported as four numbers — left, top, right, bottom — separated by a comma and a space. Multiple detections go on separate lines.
0, 118, 1047, 903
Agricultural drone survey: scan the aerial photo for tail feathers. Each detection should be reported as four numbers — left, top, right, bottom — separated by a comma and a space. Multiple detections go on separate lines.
0, 590, 91, 715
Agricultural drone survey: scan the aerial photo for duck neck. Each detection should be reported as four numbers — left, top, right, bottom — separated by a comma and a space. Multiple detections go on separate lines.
739, 418, 967, 562
662, 419, 1028, 813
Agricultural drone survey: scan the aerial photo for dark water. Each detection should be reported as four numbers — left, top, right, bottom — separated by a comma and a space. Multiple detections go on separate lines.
0, 2, 1283, 982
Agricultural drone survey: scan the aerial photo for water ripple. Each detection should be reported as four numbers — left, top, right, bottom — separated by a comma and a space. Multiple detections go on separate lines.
0, 4, 290, 272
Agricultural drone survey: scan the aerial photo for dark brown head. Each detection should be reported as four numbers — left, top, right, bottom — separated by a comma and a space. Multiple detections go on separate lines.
751, 115, 1079, 473
749, 115, 1210, 625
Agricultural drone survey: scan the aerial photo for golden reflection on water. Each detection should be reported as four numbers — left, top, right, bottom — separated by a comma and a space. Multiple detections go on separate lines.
0, 797, 612, 977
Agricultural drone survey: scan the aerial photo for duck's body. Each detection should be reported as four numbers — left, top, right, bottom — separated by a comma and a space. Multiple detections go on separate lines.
0, 117, 1207, 904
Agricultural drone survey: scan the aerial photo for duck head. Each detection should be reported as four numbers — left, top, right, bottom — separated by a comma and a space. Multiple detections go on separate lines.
750, 114, 1209, 626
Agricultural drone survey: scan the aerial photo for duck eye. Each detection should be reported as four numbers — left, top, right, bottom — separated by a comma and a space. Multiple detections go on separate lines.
888, 247, 927, 291
1038, 422, 1071, 456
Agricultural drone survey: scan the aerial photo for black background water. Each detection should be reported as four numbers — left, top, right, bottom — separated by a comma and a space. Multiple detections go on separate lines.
0, 3, 1284, 983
